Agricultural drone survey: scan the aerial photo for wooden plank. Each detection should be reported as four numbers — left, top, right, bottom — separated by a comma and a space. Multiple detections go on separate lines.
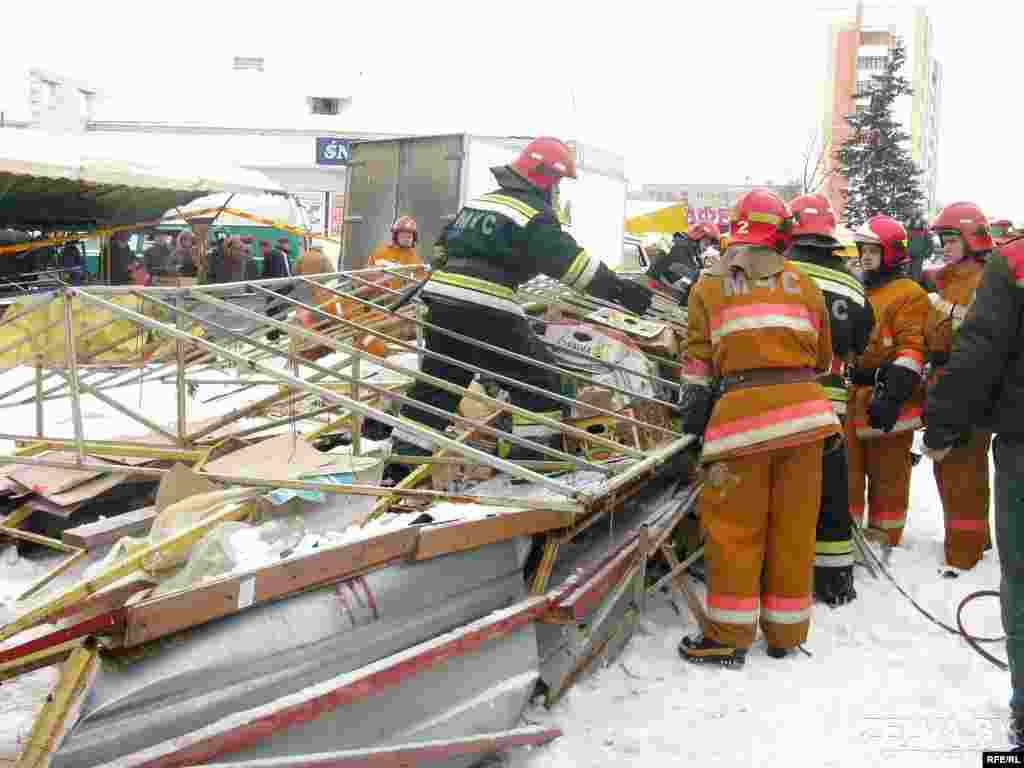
192, 727, 563, 767
51, 576, 155, 624
105, 596, 551, 768
0, 489, 261, 646
122, 527, 418, 648
62, 507, 156, 550
414, 508, 573, 561
7, 453, 114, 497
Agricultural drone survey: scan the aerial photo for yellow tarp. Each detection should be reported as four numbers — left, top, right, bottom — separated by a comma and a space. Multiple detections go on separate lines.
0, 294, 173, 368
624, 204, 688, 236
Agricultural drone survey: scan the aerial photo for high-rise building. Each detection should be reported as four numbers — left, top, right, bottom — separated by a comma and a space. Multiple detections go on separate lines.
821, 3, 942, 217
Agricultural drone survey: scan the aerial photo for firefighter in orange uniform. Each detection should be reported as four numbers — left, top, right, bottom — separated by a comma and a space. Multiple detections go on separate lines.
926, 202, 995, 574
846, 216, 929, 546
340, 216, 427, 357
677, 190, 840, 667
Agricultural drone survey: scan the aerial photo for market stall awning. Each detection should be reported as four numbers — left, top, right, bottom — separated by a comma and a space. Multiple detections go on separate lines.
0, 130, 285, 230
624, 203, 687, 236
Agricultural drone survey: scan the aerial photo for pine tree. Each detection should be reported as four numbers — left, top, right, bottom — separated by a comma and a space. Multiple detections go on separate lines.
834, 36, 924, 227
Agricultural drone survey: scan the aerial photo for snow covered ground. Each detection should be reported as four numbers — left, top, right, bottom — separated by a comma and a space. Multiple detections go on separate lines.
510, 457, 1010, 768
0, 457, 1010, 766
0, 354, 1013, 765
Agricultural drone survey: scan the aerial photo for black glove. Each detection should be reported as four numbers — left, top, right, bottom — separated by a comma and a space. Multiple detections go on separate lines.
616, 279, 654, 315
678, 382, 715, 436
867, 379, 901, 433
878, 362, 921, 402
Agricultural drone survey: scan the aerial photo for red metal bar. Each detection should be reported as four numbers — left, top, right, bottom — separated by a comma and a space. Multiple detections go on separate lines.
558, 540, 639, 620
191, 727, 563, 767
108, 596, 551, 768
0, 609, 123, 666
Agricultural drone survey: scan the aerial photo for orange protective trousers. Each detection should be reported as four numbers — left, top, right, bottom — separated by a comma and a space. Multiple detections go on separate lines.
699, 440, 823, 650
845, 417, 914, 546
934, 429, 992, 569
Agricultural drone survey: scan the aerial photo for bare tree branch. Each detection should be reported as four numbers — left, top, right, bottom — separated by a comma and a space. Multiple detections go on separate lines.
799, 126, 839, 195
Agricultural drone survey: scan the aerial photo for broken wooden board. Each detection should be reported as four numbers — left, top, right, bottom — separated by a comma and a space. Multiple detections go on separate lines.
414, 507, 574, 561
0, 490, 261, 646
121, 526, 419, 648
8, 453, 116, 497
34, 472, 136, 516
63, 507, 156, 550
200, 433, 333, 481
192, 727, 564, 767
104, 595, 550, 768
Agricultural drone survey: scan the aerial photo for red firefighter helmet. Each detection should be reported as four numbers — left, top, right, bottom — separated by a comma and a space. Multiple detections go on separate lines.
790, 193, 841, 247
930, 202, 994, 253
689, 222, 721, 242
728, 189, 794, 254
509, 137, 577, 191
391, 215, 418, 245
853, 215, 909, 269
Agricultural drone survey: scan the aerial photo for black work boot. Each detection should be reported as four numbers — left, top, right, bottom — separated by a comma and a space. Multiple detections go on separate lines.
814, 565, 858, 607
679, 635, 746, 669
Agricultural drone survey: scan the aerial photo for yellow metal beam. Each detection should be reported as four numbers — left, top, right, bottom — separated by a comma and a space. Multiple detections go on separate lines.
4, 440, 205, 463
15, 641, 100, 768
0, 640, 82, 683
17, 549, 87, 602
0, 503, 34, 530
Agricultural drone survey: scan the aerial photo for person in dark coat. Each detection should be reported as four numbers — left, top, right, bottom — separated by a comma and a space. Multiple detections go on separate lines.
923, 233, 1024, 751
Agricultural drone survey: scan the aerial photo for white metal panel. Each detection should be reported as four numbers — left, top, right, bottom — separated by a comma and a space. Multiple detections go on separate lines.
462, 136, 529, 204
560, 169, 626, 268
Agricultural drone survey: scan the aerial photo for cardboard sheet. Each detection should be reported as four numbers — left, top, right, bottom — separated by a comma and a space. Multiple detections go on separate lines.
200, 433, 333, 481
7, 452, 116, 496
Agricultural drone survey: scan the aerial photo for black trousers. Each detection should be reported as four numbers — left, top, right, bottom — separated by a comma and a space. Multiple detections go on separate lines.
814, 437, 856, 602
398, 297, 564, 437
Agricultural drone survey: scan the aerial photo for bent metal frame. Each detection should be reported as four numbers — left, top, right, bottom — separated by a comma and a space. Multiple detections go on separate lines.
0, 265, 696, 580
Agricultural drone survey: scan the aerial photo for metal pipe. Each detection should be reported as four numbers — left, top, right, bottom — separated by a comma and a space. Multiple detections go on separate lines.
158, 292, 612, 475
0, 455, 584, 513
226, 400, 354, 441
347, 272, 682, 391
195, 290, 638, 466
304, 278, 678, 411
165, 378, 283, 387
34, 359, 43, 438
51, 367, 179, 443
70, 266, 420, 297
284, 282, 678, 440
61, 291, 85, 464
601, 435, 695, 497
175, 294, 187, 446
76, 291, 588, 500
0, 309, 153, 405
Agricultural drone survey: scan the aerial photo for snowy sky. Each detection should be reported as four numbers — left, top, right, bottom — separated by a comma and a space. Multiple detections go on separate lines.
2, 0, 1020, 218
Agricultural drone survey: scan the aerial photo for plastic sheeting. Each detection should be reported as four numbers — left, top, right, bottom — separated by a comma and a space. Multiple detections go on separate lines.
0, 293, 172, 368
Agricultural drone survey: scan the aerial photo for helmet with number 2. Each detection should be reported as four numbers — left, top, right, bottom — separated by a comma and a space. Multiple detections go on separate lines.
729, 189, 794, 254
